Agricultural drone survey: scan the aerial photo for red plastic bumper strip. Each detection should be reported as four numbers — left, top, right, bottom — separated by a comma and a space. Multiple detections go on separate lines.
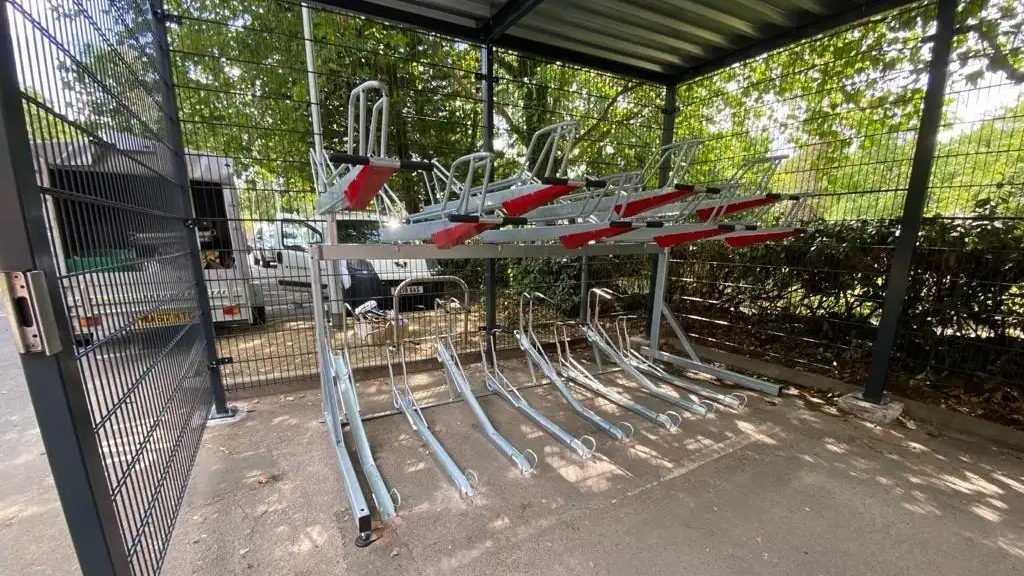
653, 226, 726, 248
501, 183, 579, 217
558, 226, 632, 249
431, 222, 493, 249
724, 229, 799, 248
695, 196, 776, 222
343, 164, 398, 210
613, 189, 696, 218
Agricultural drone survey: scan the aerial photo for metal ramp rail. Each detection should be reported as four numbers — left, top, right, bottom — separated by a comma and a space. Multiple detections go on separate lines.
310, 250, 397, 547
612, 315, 747, 410
516, 293, 632, 444
582, 288, 714, 417
553, 320, 681, 431
642, 249, 785, 396
481, 330, 602, 459
433, 295, 537, 475
386, 277, 479, 497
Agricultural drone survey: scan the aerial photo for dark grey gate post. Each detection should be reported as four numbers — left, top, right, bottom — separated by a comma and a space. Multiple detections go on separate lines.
647, 83, 677, 336
863, 0, 957, 403
0, 3, 132, 574
482, 44, 498, 348
152, 2, 232, 416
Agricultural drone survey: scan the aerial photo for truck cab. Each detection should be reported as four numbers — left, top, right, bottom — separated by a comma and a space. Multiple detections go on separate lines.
32, 133, 265, 345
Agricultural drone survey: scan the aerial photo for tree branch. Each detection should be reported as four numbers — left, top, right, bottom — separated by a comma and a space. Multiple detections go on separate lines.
975, 24, 1024, 84
575, 82, 641, 145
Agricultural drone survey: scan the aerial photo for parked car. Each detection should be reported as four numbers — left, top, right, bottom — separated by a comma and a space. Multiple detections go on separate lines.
273, 211, 440, 310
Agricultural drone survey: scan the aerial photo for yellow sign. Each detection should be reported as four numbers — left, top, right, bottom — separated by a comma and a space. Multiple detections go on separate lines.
139, 310, 192, 327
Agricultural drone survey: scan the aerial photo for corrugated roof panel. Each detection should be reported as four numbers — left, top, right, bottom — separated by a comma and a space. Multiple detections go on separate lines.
314, 0, 922, 83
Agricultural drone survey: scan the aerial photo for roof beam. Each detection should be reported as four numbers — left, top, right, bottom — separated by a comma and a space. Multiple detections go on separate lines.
668, 0, 923, 84
480, 0, 548, 41
494, 34, 674, 84
311, 0, 481, 38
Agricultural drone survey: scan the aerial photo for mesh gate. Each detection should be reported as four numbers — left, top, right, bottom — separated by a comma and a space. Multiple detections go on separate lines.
0, 0, 224, 574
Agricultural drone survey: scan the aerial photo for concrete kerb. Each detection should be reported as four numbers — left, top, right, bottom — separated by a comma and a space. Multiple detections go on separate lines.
691, 344, 1024, 452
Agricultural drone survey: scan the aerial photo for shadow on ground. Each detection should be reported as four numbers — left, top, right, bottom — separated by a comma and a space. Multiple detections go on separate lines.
161, 357, 1024, 576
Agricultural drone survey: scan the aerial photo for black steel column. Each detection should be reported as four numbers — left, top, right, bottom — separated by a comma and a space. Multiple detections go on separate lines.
647, 83, 677, 336
863, 0, 957, 403
152, 3, 231, 415
0, 3, 132, 574
482, 45, 498, 346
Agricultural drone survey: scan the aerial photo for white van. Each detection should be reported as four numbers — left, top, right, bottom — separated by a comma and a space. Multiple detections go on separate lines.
32, 133, 265, 345
273, 211, 439, 310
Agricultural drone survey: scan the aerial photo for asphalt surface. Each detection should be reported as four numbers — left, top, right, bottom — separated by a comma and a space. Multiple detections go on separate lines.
5, 294, 1024, 576
0, 318, 79, 576
162, 362, 1024, 576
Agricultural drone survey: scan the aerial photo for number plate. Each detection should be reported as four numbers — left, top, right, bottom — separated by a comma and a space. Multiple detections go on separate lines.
391, 285, 424, 295
138, 310, 192, 327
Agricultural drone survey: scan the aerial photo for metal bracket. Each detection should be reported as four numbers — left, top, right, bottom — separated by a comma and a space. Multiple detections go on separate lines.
184, 218, 214, 230
151, 9, 182, 26
473, 71, 500, 84
209, 356, 233, 370
0, 271, 62, 355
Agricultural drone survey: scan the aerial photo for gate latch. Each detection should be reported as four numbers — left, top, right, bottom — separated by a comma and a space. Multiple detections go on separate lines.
209, 356, 233, 369
1, 271, 62, 355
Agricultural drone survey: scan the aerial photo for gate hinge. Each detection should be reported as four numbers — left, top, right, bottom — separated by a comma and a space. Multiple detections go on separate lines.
209, 357, 233, 369
152, 9, 182, 26
1, 271, 62, 355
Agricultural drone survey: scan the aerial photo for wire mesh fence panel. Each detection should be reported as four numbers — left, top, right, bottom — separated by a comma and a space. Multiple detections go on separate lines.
488, 51, 663, 352
8, 0, 214, 573
890, 3, 1024, 427
493, 49, 663, 181
166, 0, 483, 393
665, 3, 937, 381
488, 254, 652, 353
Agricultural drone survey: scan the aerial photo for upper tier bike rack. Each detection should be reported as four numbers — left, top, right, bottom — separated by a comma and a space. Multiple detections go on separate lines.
379, 121, 608, 247
477, 154, 809, 250
312, 81, 433, 214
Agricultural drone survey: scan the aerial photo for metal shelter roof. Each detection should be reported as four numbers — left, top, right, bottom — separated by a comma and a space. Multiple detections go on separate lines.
313, 0, 922, 84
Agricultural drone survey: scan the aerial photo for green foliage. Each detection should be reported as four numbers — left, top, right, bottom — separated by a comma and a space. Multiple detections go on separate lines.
672, 195, 1024, 381
46, 0, 1023, 403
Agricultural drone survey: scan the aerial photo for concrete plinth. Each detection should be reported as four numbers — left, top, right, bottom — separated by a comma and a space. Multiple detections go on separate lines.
837, 392, 904, 425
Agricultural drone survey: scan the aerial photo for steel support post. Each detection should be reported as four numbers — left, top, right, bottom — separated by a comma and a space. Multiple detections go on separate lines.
482, 44, 498, 348
0, 4, 132, 573
153, 3, 231, 416
647, 83, 677, 336
863, 0, 957, 403
579, 254, 589, 323
647, 249, 670, 357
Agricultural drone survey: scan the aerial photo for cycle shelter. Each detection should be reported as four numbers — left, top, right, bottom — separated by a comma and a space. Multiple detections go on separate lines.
305, 74, 810, 539
0, 0, 952, 572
